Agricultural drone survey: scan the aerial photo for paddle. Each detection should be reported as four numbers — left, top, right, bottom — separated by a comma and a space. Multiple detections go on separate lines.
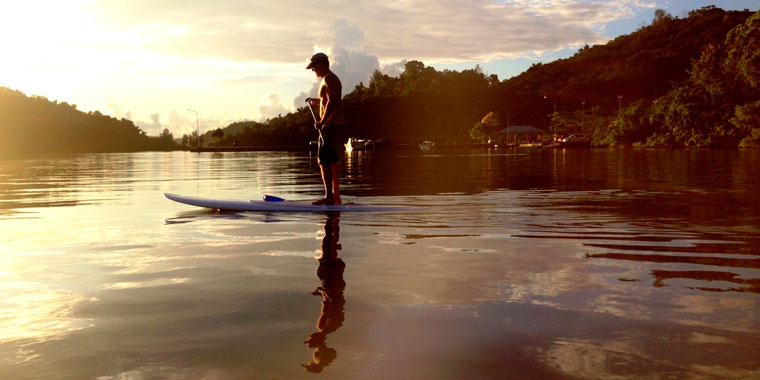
305, 98, 323, 140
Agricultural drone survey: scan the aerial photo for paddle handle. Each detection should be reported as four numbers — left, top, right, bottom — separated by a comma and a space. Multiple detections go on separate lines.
305, 98, 324, 140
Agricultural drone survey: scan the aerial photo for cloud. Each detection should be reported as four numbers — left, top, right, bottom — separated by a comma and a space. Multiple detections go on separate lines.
104, 103, 173, 136
380, 60, 408, 77
212, 74, 287, 87
84, 0, 656, 63
293, 91, 310, 109
141, 113, 163, 134
258, 93, 288, 121
295, 19, 387, 107
102, 100, 241, 137
315, 20, 381, 92
167, 110, 193, 135
103, 102, 132, 120
130, 110, 230, 137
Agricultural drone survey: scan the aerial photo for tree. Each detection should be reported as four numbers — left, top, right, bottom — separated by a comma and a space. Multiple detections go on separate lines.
469, 122, 488, 143
211, 128, 224, 146
652, 9, 672, 24
640, 9, 760, 148
480, 111, 501, 137
469, 112, 501, 143
732, 101, 760, 147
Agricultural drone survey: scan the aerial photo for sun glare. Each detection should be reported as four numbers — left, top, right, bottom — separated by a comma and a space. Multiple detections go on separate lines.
0, 2, 99, 100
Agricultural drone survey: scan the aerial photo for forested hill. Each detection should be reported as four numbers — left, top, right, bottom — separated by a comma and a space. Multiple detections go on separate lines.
504, 6, 760, 148
0, 87, 179, 157
497, 6, 754, 130
214, 6, 758, 148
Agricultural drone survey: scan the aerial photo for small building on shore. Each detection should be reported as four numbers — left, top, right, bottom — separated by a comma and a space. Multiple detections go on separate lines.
496, 125, 545, 145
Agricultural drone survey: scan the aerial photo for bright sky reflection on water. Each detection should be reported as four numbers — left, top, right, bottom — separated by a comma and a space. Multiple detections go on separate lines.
0, 149, 759, 379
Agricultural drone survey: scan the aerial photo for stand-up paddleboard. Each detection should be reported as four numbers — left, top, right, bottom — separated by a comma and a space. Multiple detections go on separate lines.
164, 193, 415, 212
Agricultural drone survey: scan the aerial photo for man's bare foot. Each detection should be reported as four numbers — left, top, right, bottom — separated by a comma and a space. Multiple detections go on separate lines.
312, 198, 335, 205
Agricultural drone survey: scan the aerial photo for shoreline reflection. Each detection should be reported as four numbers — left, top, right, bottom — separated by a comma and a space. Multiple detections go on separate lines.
303, 213, 345, 373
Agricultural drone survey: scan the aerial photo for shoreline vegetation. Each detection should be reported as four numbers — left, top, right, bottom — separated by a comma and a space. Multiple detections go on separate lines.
1, 7, 758, 159
0, 88, 180, 157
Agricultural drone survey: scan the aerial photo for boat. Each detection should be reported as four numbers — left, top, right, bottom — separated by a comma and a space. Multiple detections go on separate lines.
559, 134, 591, 148
346, 138, 372, 151
419, 141, 436, 150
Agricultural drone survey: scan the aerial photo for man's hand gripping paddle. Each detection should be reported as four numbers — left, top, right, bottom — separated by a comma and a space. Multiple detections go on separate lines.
305, 98, 323, 140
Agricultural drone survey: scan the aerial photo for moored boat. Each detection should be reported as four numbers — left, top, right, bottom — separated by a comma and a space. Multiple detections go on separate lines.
559, 134, 591, 148
419, 140, 436, 150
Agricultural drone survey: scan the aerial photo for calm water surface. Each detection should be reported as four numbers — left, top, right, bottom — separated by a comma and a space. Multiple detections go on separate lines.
0, 149, 758, 379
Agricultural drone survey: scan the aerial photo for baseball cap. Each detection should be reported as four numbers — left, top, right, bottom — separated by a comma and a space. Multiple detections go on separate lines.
306, 52, 329, 69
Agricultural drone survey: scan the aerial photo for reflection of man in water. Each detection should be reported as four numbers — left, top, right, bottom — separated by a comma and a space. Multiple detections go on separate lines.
303, 214, 345, 373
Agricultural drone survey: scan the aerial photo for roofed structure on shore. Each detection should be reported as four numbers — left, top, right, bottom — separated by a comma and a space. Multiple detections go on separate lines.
497, 125, 545, 134
496, 125, 545, 144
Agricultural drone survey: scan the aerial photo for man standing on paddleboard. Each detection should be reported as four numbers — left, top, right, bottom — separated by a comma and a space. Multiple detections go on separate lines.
306, 52, 346, 205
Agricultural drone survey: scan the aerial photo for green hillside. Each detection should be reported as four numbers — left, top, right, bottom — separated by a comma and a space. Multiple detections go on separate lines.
0, 87, 179, 157
220, 6, 757, 148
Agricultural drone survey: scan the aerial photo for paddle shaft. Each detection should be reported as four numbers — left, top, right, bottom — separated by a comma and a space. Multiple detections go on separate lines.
305, 99, 324, 140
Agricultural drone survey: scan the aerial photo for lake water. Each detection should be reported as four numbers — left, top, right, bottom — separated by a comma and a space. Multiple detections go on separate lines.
1, 149, 758, 379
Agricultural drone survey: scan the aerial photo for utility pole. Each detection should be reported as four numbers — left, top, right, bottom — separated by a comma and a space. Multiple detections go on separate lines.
617, 95, 623, 115
544, 95, 557, 114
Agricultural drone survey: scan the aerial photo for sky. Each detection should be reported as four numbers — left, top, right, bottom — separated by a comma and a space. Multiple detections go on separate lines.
1, 0, 757, 137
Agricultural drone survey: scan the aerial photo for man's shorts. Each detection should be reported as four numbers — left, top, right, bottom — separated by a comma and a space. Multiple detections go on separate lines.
318, 123, 347, 165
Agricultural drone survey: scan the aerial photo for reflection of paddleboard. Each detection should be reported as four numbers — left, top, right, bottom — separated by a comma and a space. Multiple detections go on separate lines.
164, 193, 415, 212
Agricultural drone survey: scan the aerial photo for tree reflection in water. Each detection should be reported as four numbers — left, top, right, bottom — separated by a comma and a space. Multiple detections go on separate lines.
303, 213, 345, 373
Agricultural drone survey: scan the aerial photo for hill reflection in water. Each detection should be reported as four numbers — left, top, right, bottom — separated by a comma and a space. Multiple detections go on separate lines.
0, 149, 758, 379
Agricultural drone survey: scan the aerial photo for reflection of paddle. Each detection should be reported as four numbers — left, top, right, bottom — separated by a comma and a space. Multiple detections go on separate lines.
305, 98, 323, 140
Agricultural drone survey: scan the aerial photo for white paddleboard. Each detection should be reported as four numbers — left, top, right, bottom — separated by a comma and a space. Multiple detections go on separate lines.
164, 193, 415, 212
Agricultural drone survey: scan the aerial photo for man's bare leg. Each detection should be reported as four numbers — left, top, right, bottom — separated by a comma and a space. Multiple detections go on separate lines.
331, 163, 341, 205
314, 163, 335, 205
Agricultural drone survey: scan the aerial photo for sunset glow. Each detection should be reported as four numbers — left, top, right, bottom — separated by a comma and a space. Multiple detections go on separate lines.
1, 1, 759, 377
1, 0, 754, 137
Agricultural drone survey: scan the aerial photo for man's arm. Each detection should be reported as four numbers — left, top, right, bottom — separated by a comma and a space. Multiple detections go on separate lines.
318, 74, 342, 128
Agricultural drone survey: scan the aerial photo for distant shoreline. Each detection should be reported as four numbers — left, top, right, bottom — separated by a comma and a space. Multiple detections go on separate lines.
189, 143, 499, 153
189, 145, 310, 152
